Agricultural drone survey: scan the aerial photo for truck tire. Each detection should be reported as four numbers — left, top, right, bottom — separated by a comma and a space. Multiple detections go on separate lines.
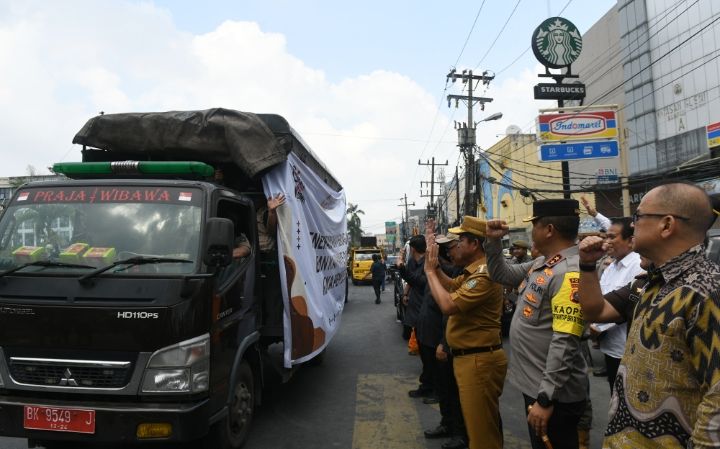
204, 361, 255, 449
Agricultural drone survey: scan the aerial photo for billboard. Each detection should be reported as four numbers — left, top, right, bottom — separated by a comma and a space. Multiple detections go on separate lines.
538, 110, 617, 142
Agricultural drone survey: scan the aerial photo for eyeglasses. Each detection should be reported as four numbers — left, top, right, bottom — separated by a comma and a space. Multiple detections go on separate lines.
631, 211, 690, 223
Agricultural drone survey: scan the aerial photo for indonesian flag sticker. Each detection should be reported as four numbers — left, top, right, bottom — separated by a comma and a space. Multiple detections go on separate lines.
17, 192, 29, 201
178, 192, 193, 202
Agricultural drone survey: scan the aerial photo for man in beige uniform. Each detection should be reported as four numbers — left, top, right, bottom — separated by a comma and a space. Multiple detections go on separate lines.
424, 217, 506, 449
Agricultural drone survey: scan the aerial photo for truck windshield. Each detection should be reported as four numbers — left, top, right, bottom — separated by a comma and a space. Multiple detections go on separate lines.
0, 185, 203, 276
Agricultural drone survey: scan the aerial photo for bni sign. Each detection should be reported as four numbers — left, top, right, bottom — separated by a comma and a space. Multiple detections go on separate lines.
539, 140, 619, 162
538, 110, 617, 142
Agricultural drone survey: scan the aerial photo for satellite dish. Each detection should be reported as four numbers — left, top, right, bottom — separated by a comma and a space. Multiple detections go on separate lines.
506, 125, 522, 135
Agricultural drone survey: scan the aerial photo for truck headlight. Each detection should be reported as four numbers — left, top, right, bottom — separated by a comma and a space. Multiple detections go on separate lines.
141, 334, 210, 393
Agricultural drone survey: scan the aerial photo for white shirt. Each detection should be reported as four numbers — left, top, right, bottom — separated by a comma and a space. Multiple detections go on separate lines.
596, 251, 644, 358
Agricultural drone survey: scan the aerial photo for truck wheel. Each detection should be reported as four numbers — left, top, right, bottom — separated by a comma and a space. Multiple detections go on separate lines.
205, 361, 255, 449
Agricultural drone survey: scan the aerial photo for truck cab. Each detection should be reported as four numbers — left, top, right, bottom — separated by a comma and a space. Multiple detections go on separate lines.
0, 109, 346, 448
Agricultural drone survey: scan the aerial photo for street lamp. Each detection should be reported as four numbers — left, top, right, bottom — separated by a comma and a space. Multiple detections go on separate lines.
477, 112, 503, 125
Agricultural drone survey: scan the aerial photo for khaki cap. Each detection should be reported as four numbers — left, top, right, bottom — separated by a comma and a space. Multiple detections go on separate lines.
447, 216, 487, 238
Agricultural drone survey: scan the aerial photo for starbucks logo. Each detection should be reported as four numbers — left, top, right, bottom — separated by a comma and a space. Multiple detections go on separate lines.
532, 17, 582, 69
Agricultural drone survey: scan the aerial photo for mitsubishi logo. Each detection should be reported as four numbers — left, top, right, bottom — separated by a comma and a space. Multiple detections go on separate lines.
59, 368, 78, 387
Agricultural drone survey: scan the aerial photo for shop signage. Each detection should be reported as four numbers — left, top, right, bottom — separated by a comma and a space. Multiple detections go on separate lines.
533, 83, 586, 100
532, 17, 583, 69
538, 110, 617, 142
539, 140, 619, 162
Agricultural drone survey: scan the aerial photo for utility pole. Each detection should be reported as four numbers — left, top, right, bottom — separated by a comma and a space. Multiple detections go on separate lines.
447, 69, 496, 217
419, 157, 448, 220
455, 165, 461, 225
398, 194, 415, 242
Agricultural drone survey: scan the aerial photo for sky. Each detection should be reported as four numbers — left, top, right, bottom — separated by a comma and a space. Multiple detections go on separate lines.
0, 0, 616, 233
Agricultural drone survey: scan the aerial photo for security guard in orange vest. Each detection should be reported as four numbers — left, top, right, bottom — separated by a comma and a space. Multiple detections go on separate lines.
424, 216, 506, 449
485, 199, 588, 449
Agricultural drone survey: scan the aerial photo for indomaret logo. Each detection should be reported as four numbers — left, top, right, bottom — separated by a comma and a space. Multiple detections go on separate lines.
532, 17, 583, 69
549, 115, 606, 136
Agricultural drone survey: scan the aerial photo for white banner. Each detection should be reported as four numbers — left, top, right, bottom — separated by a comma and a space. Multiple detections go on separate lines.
262, 152, 347, 367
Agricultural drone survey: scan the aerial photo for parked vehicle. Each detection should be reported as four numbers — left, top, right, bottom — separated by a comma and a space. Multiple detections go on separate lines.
0, 109, 347, 448
348, 247, 384, 285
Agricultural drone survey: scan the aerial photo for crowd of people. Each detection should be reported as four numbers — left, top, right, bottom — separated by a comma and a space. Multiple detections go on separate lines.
389, 182, 720, 449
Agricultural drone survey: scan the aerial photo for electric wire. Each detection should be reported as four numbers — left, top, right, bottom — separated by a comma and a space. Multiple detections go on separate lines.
473, 0, 523, 70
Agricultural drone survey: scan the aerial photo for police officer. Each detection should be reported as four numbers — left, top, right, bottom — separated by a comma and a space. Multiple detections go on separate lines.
485, 199, 588, 449
424, 217, 506, 449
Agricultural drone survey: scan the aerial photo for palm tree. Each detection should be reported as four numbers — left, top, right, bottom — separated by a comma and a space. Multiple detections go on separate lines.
346, 203, 364, 247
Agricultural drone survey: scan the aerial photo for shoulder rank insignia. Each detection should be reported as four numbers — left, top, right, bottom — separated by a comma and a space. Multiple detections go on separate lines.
476, 264, 486, 274
535, 276, 546, 286
545, 254, 563, 267
544, 268, 554, 277
525, 292, 537, 304
465, 279, 478, 289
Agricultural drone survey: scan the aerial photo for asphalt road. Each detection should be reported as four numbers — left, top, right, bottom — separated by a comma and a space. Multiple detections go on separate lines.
0, 283, 611, 448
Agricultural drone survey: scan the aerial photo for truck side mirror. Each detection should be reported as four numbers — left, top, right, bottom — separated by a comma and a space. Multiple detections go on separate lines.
203, 218, 234, 268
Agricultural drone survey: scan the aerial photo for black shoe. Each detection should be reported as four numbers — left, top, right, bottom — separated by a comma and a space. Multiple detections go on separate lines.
422, 396, 439, 404
441, 437, 468, 449
408, 388, 433, 398
423, 424, 450, 439
375, 299, 381, 304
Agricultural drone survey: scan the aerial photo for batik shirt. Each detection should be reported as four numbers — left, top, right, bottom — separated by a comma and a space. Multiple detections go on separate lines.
604, 245, 720, 448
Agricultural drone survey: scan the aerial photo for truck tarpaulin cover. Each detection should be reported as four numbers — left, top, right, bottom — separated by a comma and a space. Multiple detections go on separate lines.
72, 108, 286, 178
263, 152, 347, 367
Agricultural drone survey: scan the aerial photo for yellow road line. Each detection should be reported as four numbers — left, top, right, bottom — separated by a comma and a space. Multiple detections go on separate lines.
352, 373, 425, 449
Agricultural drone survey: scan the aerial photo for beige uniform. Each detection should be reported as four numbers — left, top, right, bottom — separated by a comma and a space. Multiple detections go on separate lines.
446, 257, 506, 449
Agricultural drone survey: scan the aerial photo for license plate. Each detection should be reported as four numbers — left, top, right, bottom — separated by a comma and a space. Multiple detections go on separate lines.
23, 405, 96, 434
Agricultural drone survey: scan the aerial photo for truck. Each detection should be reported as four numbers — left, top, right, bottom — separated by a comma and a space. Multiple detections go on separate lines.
0, 109, 348, 448
348, 236, 384, 285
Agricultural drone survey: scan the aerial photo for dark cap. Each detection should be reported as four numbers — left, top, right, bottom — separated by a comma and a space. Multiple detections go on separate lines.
523, 199, 580, 222
511, 240, 530, 249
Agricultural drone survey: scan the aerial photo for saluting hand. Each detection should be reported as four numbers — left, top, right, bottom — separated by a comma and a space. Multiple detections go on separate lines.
485, 220, 509, 239
580, 195, 597, 217
424, 218, 436, 238
578, 235, 607, 265
424, 241, 439, 275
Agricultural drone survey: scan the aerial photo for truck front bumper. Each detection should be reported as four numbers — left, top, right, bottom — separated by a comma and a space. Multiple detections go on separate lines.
0, 394, 214, 444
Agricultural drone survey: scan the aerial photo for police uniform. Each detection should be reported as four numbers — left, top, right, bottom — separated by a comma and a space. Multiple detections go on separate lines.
445, 217, 506, 449
484, 200, 588, 449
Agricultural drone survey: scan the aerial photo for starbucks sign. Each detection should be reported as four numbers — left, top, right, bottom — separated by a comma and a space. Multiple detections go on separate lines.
532, 17, 582, 69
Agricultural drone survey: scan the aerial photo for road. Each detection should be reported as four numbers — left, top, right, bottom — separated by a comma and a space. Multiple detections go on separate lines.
0, 283, 610, 448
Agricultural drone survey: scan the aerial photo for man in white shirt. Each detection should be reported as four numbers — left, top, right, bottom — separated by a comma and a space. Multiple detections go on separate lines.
590, 217, 643, 391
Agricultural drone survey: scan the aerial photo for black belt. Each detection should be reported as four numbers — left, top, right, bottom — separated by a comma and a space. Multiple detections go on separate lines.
451, 344, 502, 356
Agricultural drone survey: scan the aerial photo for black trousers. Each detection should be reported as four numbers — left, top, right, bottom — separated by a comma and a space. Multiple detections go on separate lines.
605, 354, 621, 392
418, 343, 437, 393
437, 353, 466, 438
372, 279, 382, 301
523, 394, 586, 449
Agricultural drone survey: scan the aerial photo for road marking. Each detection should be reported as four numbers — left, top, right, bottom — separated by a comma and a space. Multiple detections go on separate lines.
352, 373, 425, 449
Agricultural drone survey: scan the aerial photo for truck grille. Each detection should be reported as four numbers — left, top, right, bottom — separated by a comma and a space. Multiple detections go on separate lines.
8, 357, 132, 389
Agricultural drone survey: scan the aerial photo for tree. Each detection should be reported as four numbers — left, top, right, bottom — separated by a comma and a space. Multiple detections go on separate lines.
346, 203, 364, 247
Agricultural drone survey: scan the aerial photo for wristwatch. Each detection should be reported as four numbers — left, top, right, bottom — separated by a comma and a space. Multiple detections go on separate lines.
536, 392, 552, 408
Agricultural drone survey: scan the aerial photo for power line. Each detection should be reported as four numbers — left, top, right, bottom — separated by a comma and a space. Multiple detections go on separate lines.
453, 0, 488, 68
494, 0, 575, 76
473, 0, 523, 70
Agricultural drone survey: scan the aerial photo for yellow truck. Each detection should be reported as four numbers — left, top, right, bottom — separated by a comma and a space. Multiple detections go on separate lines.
349, 244, 385, 285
